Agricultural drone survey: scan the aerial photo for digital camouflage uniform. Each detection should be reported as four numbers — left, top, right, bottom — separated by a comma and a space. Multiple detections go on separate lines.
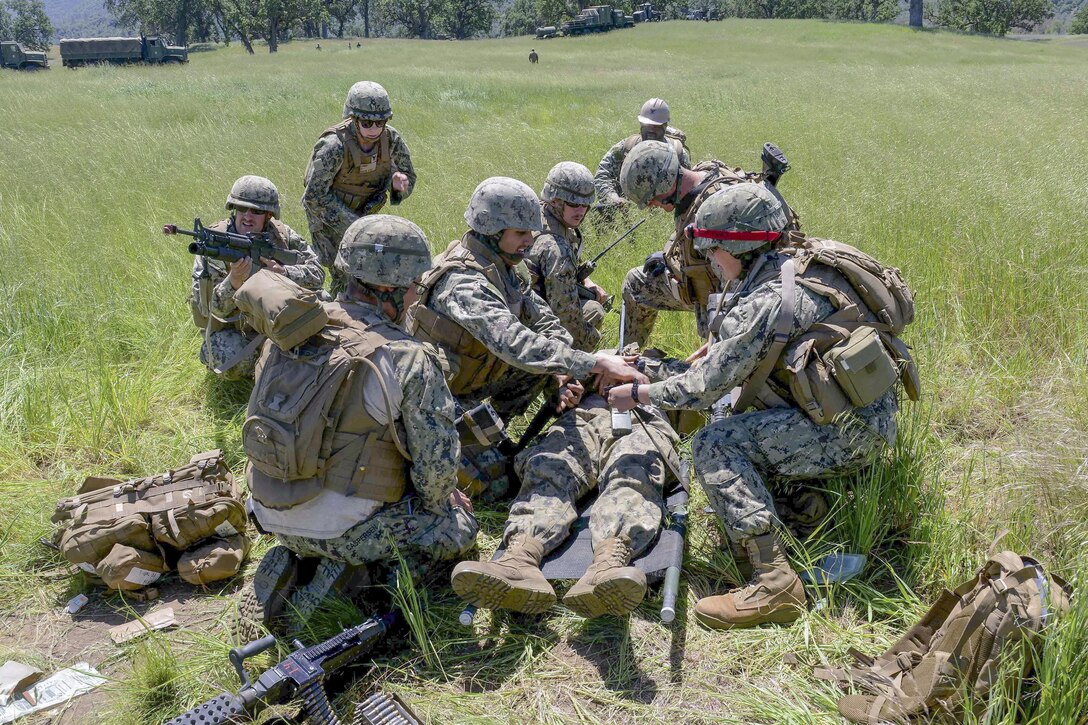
621, 159, 761, 347
506, 394, 678, 557
594, 129, 691, 207
527, 207, 605, 352
646, 251, 898, 542
191, 218, 324, 380
302, 125, 416, 293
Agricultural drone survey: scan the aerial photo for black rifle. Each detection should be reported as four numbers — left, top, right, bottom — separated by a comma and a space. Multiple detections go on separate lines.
760, 143, 790, 187
163, 612, 404, 725
165, 217, 302, 268
575, 217, 646, 282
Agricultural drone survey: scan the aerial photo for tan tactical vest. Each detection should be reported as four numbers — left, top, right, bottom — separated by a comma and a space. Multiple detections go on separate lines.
406, 234, 532, 398
665, 160, 758, 308
728, 234, 919, 424
190, 217, 293, 332
319, 119, 392, 212
51, 450, 250, 590
622, 132, 687, 160
243, 299, 412, 511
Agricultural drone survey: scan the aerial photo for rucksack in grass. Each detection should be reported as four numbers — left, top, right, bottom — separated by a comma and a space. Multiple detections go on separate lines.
814, 551, 1071, 724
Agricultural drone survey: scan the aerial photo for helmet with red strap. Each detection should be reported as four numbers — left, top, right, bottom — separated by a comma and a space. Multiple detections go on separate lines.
690, 182, 789, 255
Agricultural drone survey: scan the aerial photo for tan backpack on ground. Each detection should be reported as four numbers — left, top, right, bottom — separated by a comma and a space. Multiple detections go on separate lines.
815, 551, 1072, 723
52, 450, 249, 590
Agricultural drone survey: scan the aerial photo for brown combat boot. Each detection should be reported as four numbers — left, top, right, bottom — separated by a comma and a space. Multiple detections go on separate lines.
694, 532, 806, 630
563, 536, 647, 618
451, 535, 556, 614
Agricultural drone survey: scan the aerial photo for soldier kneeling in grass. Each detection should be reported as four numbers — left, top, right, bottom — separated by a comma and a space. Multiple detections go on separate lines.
608, 183, 917, 629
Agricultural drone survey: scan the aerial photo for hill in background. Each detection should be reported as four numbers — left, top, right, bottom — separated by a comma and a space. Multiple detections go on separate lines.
42, 0, 126, 39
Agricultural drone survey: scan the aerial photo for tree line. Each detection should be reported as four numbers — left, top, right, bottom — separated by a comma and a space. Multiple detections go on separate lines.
0, 0, 54, 50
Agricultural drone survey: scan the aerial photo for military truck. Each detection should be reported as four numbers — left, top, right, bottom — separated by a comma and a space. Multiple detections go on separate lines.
59, 36, 188, 68
633, 3, 662, 21
0, 41, 49, 70
537, 5, 634, 38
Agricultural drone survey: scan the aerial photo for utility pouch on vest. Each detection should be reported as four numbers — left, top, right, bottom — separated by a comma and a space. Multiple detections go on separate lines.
235, 270, 329, 351
52, 450, 249, 591
456, 402, 507, 447
825, 327, 899, 409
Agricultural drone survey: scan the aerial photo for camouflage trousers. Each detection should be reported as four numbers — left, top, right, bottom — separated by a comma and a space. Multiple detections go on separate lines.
307, 222, 351, 296
276, 497, 478, 581
691, 394, 897, 543
199, 328, 259, 381
621, 265, 710, 348
506, 399, 679, 557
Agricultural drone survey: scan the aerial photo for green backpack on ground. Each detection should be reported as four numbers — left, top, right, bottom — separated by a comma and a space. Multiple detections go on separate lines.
816, 551, 1071, 723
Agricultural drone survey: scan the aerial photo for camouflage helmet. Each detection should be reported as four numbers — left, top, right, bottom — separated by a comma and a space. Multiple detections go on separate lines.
541, 161, 595, 206
226, 175, 280, 218
637, 97, 670, 126
691, 183, 789, 255
619, 140, 681, 208
464, 177, 544, 236
343, 81, 392, 121
335, 214, 432, 287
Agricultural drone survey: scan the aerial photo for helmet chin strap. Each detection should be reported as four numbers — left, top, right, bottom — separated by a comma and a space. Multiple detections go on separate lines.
357, 281, 408, 321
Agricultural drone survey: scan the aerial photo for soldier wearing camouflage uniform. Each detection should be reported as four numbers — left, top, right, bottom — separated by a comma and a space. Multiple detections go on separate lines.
617, 141, 796, 347
244, 215, 476, 626
526, 162, 609, 352
405, 177, 646, 499
190, 175, 324, 380
594, 98, 691, 210
303, 81, 417, 295
608, 184, 899, 630
451, 381, 680, 618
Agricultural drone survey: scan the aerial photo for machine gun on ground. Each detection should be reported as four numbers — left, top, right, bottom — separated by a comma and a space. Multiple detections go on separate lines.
163, 612, 421, 725
165, 218, 302, 268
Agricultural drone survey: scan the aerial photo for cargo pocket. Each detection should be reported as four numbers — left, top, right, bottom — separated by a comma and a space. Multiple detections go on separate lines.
59, 514, 154, 566
176, 535, 251, 586
96, 544, 168, 591
150, 499, 247, 550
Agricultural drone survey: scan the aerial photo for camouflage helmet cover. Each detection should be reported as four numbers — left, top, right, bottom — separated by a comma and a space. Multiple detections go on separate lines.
692, 183, 789, 255
464, 177, 544, 236
226, 175, 280, 218
637, 97, 670, 126
335, 214, 433, 287
541, 161, 595, 206
618, 140, 681, 208
343, 80, 393, 120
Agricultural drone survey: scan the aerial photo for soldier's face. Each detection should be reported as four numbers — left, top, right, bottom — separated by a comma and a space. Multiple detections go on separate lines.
233, 207, 269, 235
498, 228, 535, 261
354, 118, 386, 143
640, 123, 666, 142
560, 202, 588, 228
706, 248, 743, 284
647, 191, 675, 212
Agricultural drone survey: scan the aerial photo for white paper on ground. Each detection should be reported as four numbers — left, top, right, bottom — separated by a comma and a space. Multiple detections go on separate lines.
0, 663, 103, 724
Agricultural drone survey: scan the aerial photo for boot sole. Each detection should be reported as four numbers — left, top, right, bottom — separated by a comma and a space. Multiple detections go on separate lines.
253, 546, 298, 623
564, 576, 646, 619
694, 604, 802, 630
451, 567, 556, 615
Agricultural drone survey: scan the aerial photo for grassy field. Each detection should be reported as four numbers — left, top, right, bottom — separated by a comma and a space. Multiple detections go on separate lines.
1, 19, 1087, 724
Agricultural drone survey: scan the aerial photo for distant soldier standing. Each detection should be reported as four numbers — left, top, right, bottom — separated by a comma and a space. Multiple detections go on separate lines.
526, 162, 609, 352
303, 81, 416, 294
529, 48, 539, 64
190, 175, 324, 380
593, 97, 690, 210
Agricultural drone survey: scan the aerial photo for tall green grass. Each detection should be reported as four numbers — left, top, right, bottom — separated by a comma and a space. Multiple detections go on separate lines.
2, 20, 1086, 723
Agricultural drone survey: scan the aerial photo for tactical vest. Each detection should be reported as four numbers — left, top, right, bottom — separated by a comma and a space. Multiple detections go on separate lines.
665, 161, 759, 308
815, 550, 1071, 723
318, 119, 392, 213
190, 217, 294, 333
727, 234, 919, 424
622, 132, 687, 160
406, 234, 533, 398
51, 450, 250, 590
241, 296, 412, 511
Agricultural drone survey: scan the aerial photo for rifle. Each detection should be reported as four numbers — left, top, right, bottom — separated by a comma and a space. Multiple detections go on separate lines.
575, 217, 646, 282
165, 218, 301, 268
163, 612, 415, 725
760, 142, 790, 187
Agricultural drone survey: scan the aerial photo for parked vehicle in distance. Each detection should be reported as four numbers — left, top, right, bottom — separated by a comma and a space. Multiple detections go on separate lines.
1, 41, 48, 70
59, 36, 188, 68
536, 5, 635, 38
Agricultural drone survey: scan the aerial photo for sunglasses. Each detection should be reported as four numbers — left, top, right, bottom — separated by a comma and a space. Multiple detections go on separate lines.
356, 119, 387, 129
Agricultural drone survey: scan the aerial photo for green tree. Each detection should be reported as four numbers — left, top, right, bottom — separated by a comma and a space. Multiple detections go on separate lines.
1071, 3, 1088, 32
104, 0, 210, 46
441, 0, 496, 38
208, 0, 261, 52
325, 0, 358, 36
928, 0, 1052, 34
373, 0, 444, 38
501, 0, 538, 35
3, 0, 54, 49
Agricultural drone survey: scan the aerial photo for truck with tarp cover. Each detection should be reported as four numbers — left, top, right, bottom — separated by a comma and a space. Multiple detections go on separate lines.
60, 36, 188, 68
537, 5, 634, 38
1, 41, 48, 70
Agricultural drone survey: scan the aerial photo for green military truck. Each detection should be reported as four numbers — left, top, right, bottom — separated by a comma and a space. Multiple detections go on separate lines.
537, 5, 635, 38
59, 36, 188, 68
0, 41, 49, 70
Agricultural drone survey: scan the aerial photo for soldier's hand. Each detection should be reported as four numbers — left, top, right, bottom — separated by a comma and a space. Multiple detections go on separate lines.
391, 172, 409, 193
591, 354, 647, 392
557, 379, 585, 412
584, 278, 609, 304
228, 257, 253, 289
607, 383, 638, 412
449, 489, 473, 514
685, 341, 710, 363
259, 257, 287, 276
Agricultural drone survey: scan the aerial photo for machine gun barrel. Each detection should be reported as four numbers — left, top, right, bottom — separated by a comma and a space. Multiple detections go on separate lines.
165, 218, 301, 268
